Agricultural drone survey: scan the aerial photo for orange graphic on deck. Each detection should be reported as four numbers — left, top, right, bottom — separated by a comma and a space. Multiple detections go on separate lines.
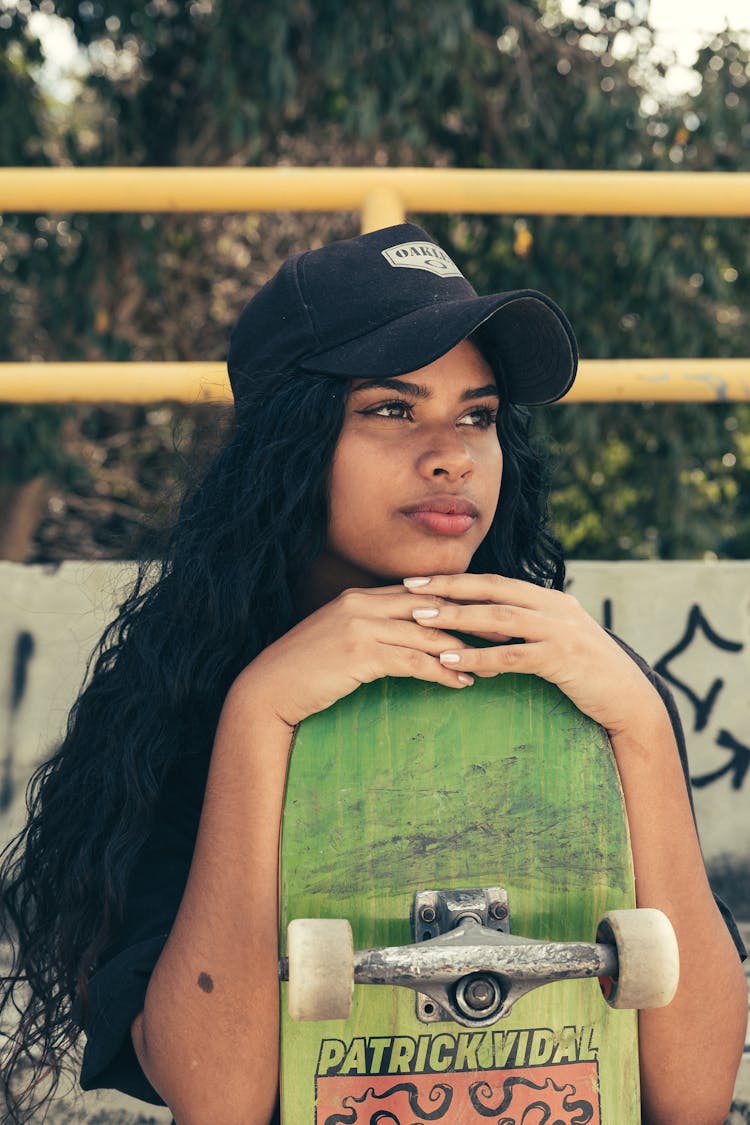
317, 1062, 600, 1123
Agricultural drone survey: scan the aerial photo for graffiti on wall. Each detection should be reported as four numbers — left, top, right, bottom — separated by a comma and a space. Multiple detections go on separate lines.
597, 599, 748, 793
2, 630, 35, 815
654, 606, 748, 792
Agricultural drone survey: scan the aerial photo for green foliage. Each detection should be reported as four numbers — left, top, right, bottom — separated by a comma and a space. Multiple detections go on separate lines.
0, 5, 81, 484
2, 0, 750, 557
29, 403, 231, 559
533, 402, 750, 560
0, 405, 81, 485
0, 7, 46, 164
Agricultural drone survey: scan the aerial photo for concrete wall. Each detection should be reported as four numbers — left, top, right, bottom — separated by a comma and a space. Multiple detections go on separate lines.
1, 560, 748, 1119
569, 560, 750, 914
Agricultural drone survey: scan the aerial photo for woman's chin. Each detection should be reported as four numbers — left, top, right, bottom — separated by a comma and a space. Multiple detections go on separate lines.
380, 545, 477, 581
306, 541, 480, 601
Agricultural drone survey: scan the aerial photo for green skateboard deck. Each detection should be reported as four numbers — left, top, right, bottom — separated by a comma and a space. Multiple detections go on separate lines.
279, 673, 640, 1123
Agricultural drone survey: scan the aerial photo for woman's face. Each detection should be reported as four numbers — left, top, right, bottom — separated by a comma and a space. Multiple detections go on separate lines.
316, 339, 503, 592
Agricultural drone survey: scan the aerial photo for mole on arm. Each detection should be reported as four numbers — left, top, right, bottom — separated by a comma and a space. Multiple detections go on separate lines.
197, 972, 214, 993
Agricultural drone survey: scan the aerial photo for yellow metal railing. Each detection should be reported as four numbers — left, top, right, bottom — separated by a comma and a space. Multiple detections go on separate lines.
4, 168, 750, 218
1, 167, 749, 403
1, 360, 749, 404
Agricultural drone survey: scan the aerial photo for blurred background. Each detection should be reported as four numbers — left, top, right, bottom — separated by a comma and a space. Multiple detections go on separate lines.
1, 0, 749, 565
1, 2, 749, 1121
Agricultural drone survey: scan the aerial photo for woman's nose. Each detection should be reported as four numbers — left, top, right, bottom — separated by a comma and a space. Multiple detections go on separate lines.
416, 428, 475, 480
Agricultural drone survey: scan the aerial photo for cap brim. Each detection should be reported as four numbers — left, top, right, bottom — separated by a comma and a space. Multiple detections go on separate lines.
299, 289, 577, 405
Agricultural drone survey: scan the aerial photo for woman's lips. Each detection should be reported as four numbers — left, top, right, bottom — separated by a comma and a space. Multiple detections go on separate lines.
401, 496, 479, 537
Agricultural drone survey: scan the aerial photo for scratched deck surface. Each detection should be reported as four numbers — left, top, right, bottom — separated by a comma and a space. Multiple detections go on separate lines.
279, 674, 639, 1124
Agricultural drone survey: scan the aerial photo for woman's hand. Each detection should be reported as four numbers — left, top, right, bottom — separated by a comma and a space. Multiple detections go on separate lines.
404, 572, 663, 737
237, 585, 474, 728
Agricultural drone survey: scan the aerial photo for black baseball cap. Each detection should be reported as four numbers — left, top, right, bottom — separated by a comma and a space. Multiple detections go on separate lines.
228, 222, 577, 405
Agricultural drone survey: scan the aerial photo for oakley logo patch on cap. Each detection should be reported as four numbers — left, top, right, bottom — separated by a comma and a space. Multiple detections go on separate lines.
381, 241, 464, 278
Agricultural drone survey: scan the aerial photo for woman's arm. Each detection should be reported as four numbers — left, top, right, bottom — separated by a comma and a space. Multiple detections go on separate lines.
405, 573, 747, 1125
131, 680, 292, 1125
131, 586, 476, 1124
609, 695, 747, 1125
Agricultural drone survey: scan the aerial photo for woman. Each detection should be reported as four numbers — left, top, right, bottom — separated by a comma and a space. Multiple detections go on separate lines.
1, 223, 746, 1124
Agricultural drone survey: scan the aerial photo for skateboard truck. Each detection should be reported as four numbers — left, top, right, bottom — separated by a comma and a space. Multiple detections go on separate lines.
283, 887, 679, 1027
409, 887, 620, 1026
414, 887, 511, 1023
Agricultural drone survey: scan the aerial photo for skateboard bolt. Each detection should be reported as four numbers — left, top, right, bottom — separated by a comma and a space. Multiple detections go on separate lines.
419, 906, 437, 924
464, 979, 495, 1010
454, 973, 503, 1018
490, 902, 508, 921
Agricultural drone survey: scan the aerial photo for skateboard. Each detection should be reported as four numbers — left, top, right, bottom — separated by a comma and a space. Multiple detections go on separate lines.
278, 673, 678, 1124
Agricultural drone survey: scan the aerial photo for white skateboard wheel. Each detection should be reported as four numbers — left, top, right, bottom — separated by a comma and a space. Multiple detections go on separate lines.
287, 918, 354, 1021
597, 908, 679, 1010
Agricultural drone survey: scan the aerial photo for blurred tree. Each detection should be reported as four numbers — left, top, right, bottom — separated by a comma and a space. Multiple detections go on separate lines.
1, 0, 749, 560
0, 2, 81, 558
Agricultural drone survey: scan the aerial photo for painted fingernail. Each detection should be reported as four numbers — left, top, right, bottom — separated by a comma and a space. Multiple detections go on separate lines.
457, 673, 474, 686
440, 651, 461, 665
412, 608, 439, 620
403, 577, 431, 588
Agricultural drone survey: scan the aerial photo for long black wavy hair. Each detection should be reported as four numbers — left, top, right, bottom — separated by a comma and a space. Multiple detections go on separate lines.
0, 362, 564, 1120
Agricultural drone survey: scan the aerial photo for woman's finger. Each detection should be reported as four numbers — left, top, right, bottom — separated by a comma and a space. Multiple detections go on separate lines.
334, 587, 449, 619
380, 646, 475, 690
404, 573, 571, 614
377, 621, 476, 654
411, 602, 549, 642
437, 640, 549, 677
352, 584, 421, 597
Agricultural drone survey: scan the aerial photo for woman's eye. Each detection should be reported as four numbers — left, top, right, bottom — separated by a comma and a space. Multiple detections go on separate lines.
357, 401, 497, 426
458, 406, 498, 429
361, 400, 413, 420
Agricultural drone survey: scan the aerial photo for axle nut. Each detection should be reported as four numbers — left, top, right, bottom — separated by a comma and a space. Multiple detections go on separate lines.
455, 973, 503, 1020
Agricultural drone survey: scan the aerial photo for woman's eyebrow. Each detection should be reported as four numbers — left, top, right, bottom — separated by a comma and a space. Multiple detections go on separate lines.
350, 378, 429, 398
350, 379, 499, 401
462, 384, 500, 401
